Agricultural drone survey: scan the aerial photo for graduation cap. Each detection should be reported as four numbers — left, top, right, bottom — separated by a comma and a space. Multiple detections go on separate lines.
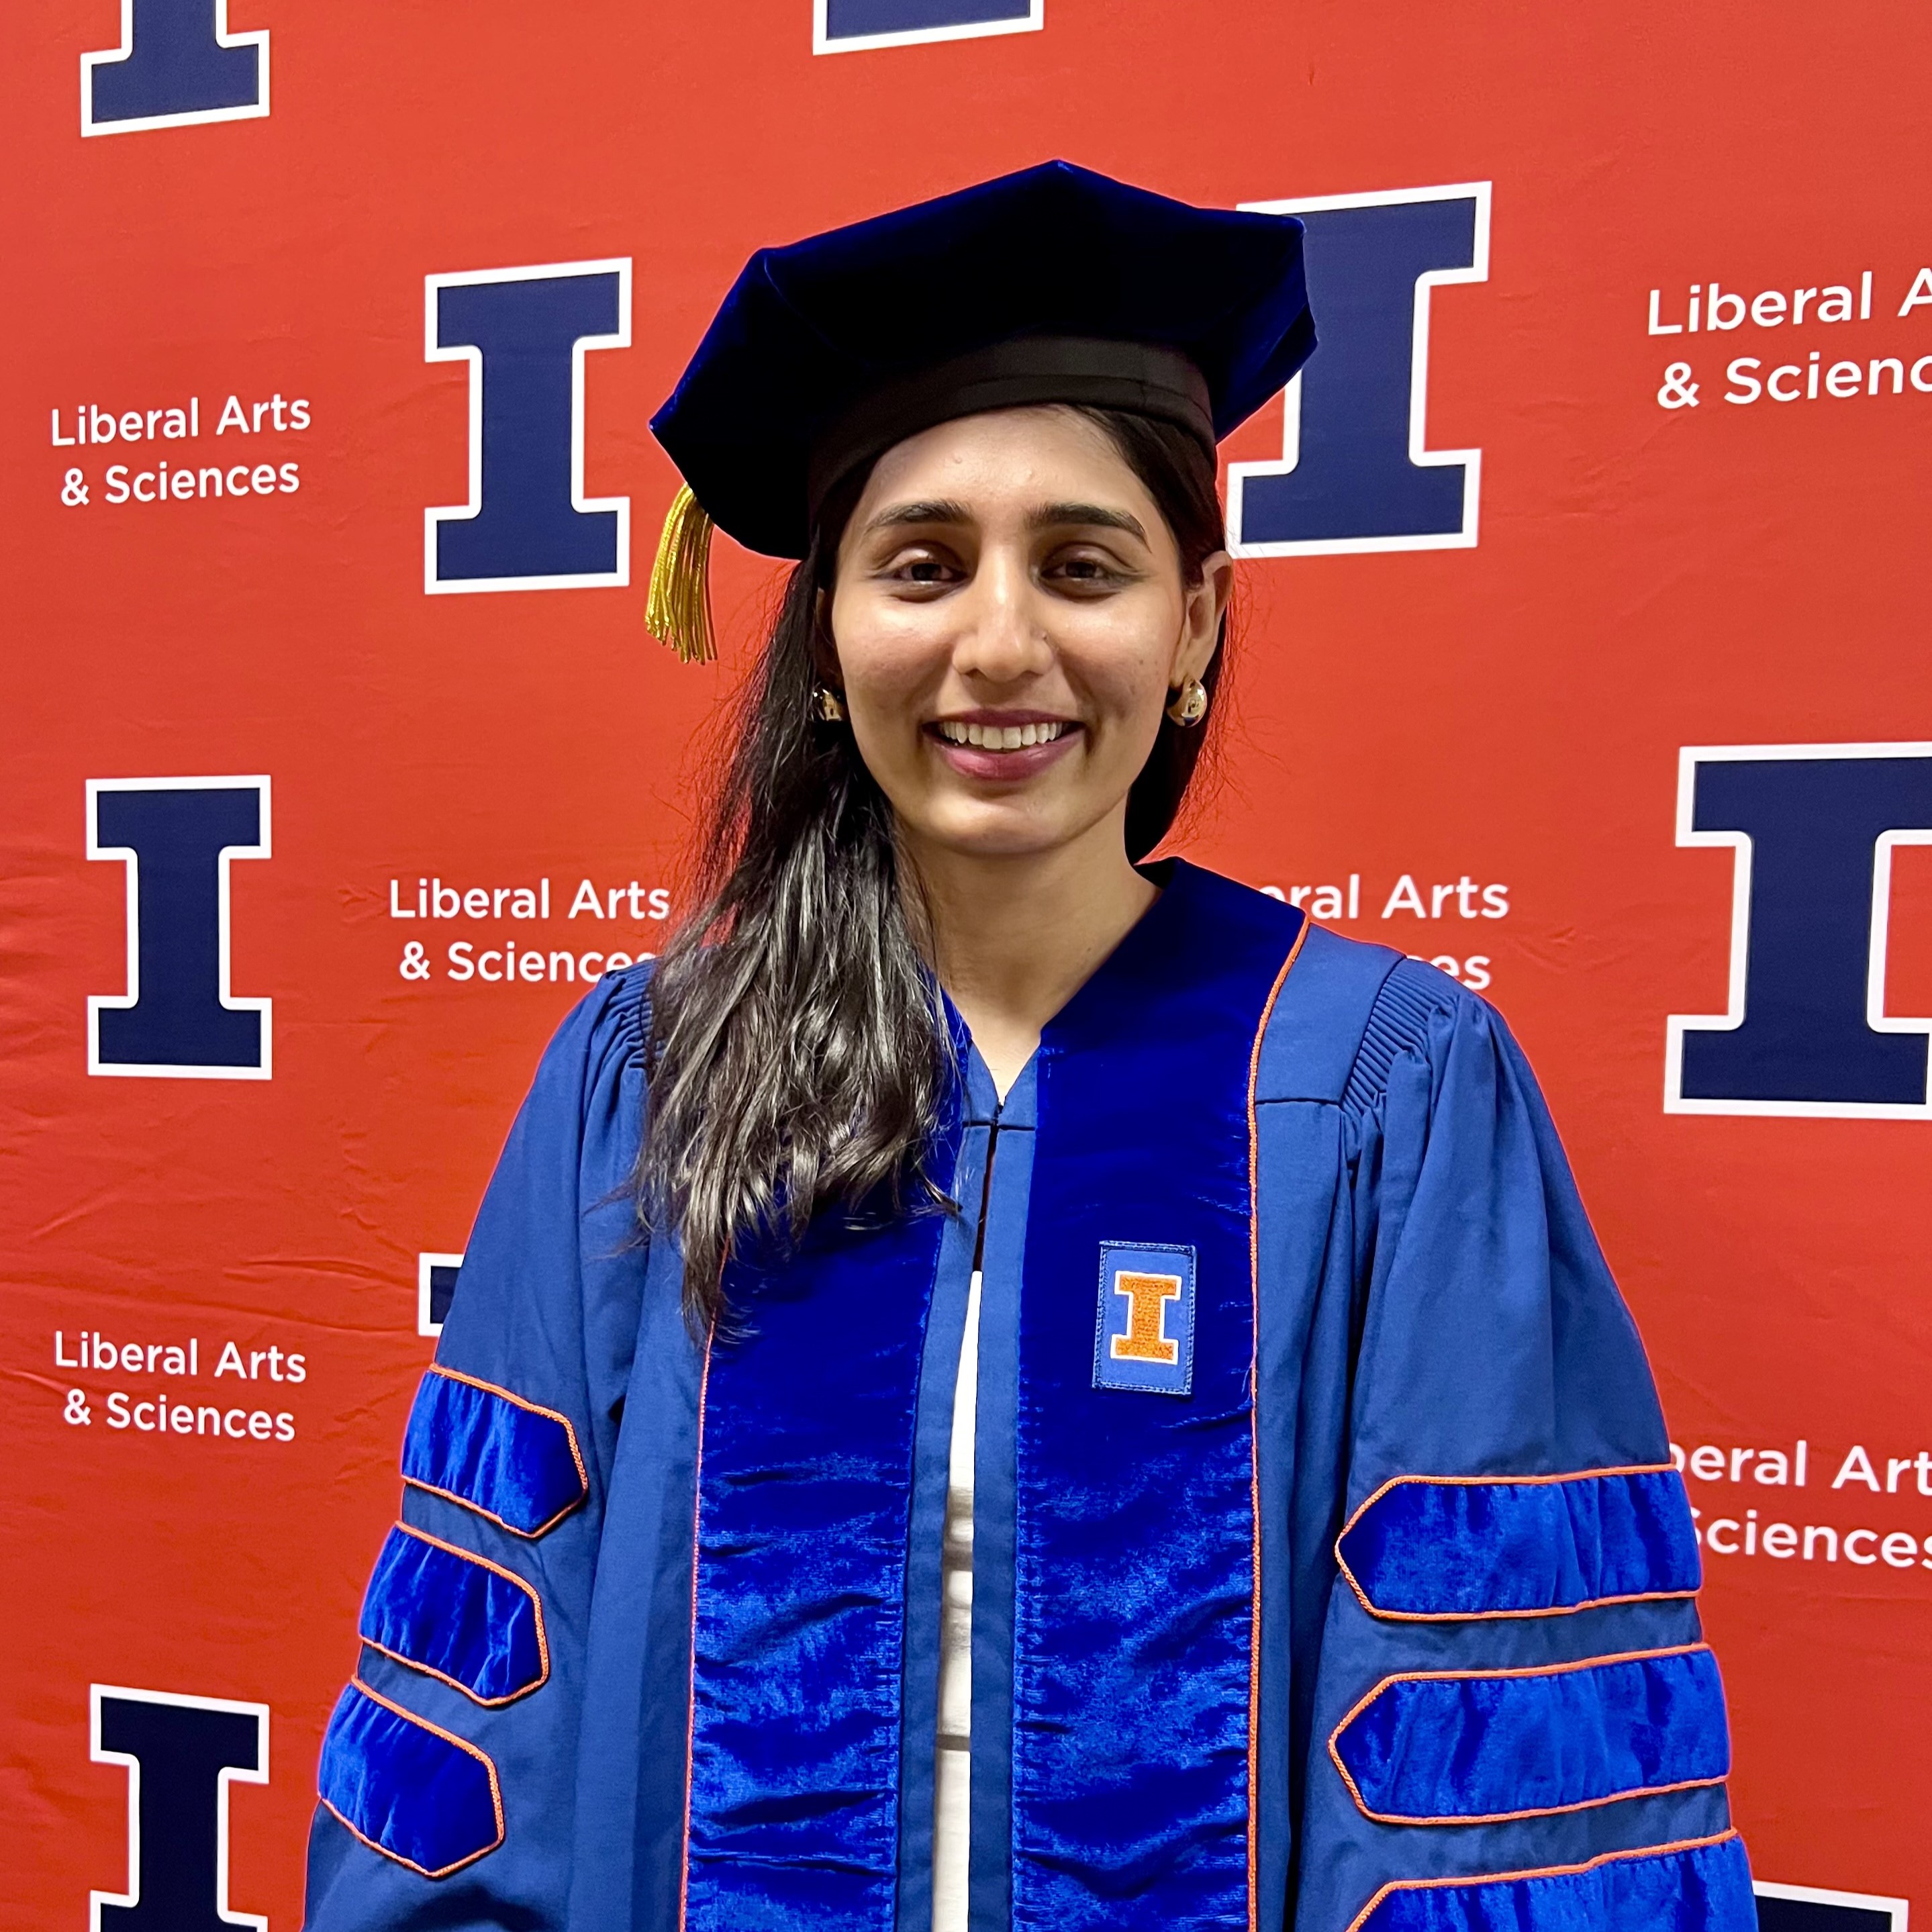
646, 159, 1314, 663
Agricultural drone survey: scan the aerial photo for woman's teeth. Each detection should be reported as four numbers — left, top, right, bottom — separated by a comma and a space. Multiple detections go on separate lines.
935, 720, 1070, 750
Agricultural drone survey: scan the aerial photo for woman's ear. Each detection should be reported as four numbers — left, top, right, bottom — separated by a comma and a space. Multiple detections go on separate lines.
1173, 550, 1234, 685
810, 583, 844, 685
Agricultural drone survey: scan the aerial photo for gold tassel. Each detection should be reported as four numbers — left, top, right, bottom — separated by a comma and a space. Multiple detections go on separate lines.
645, 483, 717, 665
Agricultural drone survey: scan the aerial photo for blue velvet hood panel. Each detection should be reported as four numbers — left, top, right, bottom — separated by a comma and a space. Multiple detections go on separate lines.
1008, 867, 1305, 1929
683, 1155, 961, 1929
682, 863, 1307, 1931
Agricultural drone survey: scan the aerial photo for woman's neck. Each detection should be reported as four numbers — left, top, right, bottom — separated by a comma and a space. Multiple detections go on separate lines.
903, 810, 1157, 1100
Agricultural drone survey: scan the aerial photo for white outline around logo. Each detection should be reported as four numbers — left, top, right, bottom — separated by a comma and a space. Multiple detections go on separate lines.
424, 258, 633, 596
89, 1684, 269, 1932
86, 776, 272, 1081
81, 1, 270, 138
1228, 181, 1491, 559
1665, 741, 1932, 1120
418, 1251, 465, 1339
812, 0, 1041, 55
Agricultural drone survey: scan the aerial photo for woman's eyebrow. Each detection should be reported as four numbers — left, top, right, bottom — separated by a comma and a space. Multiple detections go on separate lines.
861, 499, 1149, 543
1026, 502, 1147, 542
863, 498, 972, 534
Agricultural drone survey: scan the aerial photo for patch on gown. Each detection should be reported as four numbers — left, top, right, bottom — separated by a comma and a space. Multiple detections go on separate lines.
1092, 1241, 1197, 1396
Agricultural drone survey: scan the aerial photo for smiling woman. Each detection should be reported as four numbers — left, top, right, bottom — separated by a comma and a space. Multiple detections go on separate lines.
634, 387, 1243, 1320
832, 406, 1230, 1074
833, 407, 1228, 852
304, 162, 1755, 1932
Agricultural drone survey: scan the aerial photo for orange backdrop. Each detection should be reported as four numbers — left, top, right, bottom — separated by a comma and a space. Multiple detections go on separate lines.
5, 0, 1929, 1923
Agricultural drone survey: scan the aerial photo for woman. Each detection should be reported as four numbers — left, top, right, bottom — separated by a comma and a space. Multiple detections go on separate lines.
305, 163, 1753, 1932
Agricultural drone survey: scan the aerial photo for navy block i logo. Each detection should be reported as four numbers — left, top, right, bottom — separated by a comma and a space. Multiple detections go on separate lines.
418, 1251, 463, 1337
425, 260, 632, 594
87, 777, 271, 1080
1668, 742, 1932, 1118
1754, 1881, 1909, 1931
815, 0, 1041, 54
1229, 183, 1490, 556
91, 1684, 269, 1932
82, 1, 270, 137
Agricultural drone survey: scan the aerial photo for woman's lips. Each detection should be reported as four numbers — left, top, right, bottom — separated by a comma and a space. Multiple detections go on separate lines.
924, 718, 1081, 782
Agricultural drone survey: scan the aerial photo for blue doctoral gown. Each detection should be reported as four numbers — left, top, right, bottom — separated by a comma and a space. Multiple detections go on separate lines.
303, 862, 1755, 1932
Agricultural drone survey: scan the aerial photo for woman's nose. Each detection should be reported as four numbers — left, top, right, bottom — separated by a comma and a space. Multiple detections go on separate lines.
951, 550, 1051, 686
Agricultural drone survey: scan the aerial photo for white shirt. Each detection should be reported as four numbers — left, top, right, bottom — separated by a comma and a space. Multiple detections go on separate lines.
932, 1269, 981, 1932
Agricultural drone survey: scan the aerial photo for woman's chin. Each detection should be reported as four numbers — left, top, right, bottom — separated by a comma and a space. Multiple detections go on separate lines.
900, 797, 1116, 868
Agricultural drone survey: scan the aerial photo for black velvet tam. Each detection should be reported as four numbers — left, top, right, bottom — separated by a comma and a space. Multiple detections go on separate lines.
649, 159, 1315, 559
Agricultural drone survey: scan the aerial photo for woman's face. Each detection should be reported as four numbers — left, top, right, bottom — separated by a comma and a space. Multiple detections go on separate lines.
828, 406, 1230, 866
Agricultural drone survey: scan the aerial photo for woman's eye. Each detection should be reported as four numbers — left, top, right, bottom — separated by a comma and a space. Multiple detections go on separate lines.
1046, 552, 1127, 589
883, 550, 961, 587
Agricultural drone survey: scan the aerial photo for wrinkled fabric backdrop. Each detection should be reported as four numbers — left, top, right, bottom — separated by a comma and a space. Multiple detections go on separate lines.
4, 1, 1929, 1925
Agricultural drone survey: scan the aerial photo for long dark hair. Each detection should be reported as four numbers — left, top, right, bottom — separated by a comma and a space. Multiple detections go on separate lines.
640, 407, 1231, 1325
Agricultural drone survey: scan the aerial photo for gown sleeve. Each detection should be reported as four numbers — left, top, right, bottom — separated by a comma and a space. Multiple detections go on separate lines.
301, 965, 652, 1931
1292, 959, 1756, 1931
